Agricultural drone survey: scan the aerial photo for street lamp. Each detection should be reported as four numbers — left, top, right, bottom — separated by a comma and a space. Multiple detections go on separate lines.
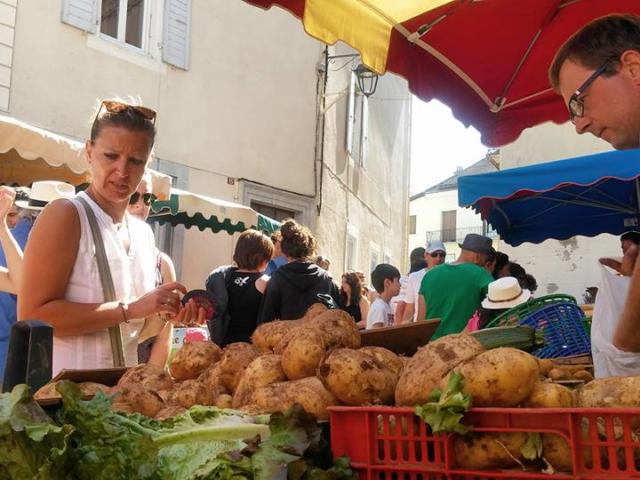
326, 53, 379, 97
353, 64, 378, 98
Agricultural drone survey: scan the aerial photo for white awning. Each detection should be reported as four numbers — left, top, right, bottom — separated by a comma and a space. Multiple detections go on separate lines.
0, 114, 172, 199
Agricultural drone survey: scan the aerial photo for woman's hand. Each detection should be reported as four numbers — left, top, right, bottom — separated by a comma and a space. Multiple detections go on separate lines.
0, 187, 16, 226
171, 299, 207, 327
128, 281, 187, 320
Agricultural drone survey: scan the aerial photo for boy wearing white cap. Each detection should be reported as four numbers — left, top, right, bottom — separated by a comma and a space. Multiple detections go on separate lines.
400, 240, 446, 324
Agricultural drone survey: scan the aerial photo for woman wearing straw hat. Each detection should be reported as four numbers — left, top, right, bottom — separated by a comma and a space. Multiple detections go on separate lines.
466, 276, 532, 332
18, 100, 188, 375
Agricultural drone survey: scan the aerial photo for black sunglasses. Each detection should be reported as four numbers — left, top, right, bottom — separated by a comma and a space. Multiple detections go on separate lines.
568, 58, 615, 123
430, 251, 446, 258
129, 192, 157, 206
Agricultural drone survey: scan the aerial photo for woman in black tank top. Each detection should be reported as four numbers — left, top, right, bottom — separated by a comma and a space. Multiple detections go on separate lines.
339, 272, 369, 329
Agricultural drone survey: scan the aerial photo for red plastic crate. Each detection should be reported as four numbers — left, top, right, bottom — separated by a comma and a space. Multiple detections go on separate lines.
329, 406, 640, 479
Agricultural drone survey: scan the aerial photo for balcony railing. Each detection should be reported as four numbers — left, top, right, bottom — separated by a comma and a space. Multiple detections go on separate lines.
425, 225, 498, 244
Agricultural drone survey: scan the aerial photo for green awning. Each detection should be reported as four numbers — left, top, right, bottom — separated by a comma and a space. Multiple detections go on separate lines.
149, 188, 281, 235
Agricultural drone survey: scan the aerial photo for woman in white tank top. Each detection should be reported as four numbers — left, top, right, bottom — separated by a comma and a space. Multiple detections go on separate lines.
18, 100, 187, 375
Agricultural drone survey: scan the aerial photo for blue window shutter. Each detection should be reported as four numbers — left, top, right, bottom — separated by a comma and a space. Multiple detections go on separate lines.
61, 0, 98, 33
162, 0, 191, 70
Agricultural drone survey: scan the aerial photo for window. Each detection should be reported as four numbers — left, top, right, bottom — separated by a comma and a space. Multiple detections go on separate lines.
441, 210, 457, 242
346, 71, 369, 168
345, 233, 358, 271
100, 0, 147, 49
251, 202, 296, 222
409, 215, 417, 235
370, 249, 379, 277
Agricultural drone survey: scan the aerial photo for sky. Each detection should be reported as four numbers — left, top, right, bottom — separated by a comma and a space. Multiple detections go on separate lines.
410, 98, 489, 195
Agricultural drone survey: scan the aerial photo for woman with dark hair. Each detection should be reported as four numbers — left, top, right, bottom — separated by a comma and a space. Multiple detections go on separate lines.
205, 229, 274, 345
259, 219, 340, 323
340, 271, 369, 328
19, 100, 187, 374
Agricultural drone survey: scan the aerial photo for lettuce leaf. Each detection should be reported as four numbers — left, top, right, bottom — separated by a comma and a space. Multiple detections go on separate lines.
415, 371, 472, 434
0, 384, 72, 480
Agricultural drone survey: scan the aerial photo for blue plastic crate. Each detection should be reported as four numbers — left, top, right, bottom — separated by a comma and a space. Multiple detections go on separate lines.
519, 302, 591, 358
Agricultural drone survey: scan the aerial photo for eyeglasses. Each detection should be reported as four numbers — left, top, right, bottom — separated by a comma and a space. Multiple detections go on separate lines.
94, 100, 157, 126
568, 58, 615, 123
429, 252, 446, 258
129, 192, 157, 206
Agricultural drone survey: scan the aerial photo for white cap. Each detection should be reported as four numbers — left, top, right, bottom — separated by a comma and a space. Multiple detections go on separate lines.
426, 240, 446, 254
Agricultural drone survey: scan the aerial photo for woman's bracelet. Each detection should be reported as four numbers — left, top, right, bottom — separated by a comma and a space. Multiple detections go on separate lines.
118, 302, 130, 323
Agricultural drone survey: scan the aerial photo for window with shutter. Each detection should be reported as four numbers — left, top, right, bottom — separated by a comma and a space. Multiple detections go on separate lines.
162, 0, 191, 70
441, 210, 457, 242
61, 0, 98, 33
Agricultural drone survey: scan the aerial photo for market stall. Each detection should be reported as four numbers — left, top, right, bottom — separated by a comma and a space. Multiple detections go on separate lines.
458, 148, 640, 246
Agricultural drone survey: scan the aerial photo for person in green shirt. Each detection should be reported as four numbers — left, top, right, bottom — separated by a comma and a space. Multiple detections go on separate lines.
417, 234, 494, 340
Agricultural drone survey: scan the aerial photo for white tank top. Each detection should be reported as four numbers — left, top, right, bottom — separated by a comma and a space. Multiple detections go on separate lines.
52, 191, 157, 375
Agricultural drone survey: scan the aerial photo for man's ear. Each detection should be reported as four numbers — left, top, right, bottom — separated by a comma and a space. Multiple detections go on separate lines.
620, 49, 640, 84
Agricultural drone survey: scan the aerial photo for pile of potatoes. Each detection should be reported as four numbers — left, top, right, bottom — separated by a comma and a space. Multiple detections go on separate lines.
107, 304, 407, 420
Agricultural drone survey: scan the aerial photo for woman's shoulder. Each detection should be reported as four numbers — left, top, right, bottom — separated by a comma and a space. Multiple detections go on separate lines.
35, 198, 80, 230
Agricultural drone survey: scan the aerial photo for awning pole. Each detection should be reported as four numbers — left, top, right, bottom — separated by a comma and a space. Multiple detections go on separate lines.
636, 178, 640, 225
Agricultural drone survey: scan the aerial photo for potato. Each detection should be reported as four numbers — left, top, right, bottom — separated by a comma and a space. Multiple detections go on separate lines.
249, 377, 338, 420
218, 342, 261, 393
577, 376, 640, 408
301, 303, 328, 321
524, 382, 573, 408
395, 333, 485, 406
154, 404, 186, 420
281, 329, 329, 380
572, 370, 594, 382
317, 348, 397, 405
118, 363, 174, 391
251, 320, 305, 351
233, 354, 286, 408
537, 358, 555, 376
310, 309, 361, 349
548, 367, 570, 381
359, 347, 404, 376
169, 341, 222, 380
215, 394, 233, 409
35, 381, 111, 401
446, 348, 539, 407
198, 364, 227, 392
112, 385, 165, 418
543, 434, 572, 472
453, 432, 528, 470
171, 379, 214, 408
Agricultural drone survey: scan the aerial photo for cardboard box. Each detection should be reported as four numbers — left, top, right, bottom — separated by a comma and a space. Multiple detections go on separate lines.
35, 367, 127, 406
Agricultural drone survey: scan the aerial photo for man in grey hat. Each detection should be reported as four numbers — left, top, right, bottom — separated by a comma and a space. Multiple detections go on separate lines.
399, 240, 447, 324
417, 234, 494, 340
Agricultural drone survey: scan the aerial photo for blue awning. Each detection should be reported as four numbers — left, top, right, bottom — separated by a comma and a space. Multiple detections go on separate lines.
458, 149, 640, 246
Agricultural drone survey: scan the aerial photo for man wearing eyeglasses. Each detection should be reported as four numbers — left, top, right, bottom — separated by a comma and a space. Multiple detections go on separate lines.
550, 14, 640, 373
399, 240, 447, 324
549, 14, 640, 151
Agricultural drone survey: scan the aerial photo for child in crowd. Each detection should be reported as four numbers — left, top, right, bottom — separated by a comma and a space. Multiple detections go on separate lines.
367, 264, 401, 329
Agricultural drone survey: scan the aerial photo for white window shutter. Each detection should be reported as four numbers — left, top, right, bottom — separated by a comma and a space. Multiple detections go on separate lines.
61, 0, 98, 33
162, 0, 192, 70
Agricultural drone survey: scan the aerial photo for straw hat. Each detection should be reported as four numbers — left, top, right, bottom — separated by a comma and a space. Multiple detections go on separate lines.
481, 276, 531, 310
15, 181, 75, 210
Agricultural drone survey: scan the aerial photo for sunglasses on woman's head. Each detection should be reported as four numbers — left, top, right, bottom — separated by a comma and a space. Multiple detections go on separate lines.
430, 252, 446, 258
129, 192, 157, 206
94, 100, 157, 125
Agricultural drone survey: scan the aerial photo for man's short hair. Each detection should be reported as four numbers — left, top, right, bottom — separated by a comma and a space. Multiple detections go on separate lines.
371, 263, 400, 294
549, 14, 640, 91
621, 231, 640, 245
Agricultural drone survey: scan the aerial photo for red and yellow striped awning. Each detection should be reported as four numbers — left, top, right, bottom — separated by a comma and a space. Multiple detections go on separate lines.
244, 0, 640, 147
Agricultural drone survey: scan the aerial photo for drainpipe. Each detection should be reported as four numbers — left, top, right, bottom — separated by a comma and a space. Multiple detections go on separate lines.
314, 47, 329, 216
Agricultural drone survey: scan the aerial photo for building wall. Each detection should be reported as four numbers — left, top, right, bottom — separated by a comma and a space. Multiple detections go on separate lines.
7, 1, 411, 288
409, 189, 486, 263
312, 44, 412, 281
498, 121, 620, 301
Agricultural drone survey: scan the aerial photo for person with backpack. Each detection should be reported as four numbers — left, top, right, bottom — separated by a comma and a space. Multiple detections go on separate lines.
205, 229, 273, 345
